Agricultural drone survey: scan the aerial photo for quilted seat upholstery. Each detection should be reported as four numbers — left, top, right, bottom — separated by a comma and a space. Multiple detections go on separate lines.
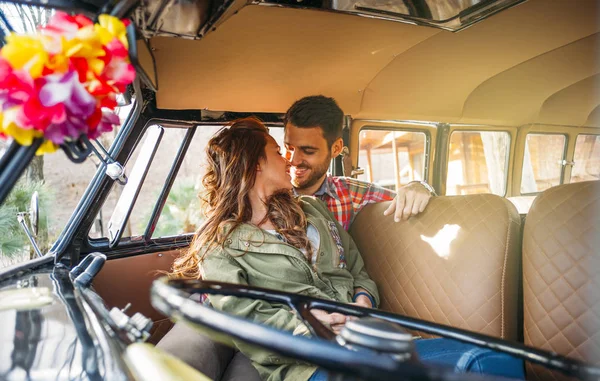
350, 194, 521, 341
523, 181, 600, 380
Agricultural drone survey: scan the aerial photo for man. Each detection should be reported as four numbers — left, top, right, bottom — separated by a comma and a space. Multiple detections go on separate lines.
280, 96, 524, 380
283, 95, 434, 231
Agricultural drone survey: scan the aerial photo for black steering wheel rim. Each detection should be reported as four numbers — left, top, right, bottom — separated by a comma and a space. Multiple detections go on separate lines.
150, 277, 598, 381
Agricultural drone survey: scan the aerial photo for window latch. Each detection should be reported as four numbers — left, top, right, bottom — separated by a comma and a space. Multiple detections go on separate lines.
559, 160, 575, 166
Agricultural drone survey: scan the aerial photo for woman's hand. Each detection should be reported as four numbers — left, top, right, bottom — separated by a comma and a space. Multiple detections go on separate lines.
351, 294, 373, 309
310, 309, 351, 334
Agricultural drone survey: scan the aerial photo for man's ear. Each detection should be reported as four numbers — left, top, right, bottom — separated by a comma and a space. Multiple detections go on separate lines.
331, 137, 344, 157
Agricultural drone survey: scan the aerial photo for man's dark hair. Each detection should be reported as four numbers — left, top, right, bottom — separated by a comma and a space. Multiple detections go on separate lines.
284, 95, 343, 147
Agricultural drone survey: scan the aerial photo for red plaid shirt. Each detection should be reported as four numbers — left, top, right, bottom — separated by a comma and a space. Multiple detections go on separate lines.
307, 176, 396, 231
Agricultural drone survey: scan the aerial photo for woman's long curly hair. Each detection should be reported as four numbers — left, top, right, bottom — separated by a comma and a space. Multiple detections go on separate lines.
171, 117, 312, 279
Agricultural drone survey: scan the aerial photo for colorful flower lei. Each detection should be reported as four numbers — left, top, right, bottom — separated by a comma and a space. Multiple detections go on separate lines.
0, 12, 136, 155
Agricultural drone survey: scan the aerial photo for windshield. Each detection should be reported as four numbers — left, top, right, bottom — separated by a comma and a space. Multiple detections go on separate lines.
0, 3, 136, 269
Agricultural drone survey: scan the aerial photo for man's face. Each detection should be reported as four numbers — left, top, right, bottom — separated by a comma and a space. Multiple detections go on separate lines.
284, 123, 332, 191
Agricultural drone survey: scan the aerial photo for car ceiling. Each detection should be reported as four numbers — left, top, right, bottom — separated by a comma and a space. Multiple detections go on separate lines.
148, 0, 600, 128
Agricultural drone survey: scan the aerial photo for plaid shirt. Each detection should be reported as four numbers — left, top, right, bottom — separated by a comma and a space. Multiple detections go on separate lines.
306, 176, 396, 231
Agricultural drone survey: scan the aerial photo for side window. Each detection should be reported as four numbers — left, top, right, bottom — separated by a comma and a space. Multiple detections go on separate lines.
521, 134, 566, 194
151, 125, 285, 239
571, 134, 600, 183
151, 125, 225, 238
357, 128, 427, 191
91, 124, 286, 241
446, 131, 510, 196
268, 126, 284, 148
90, 125, 188, 239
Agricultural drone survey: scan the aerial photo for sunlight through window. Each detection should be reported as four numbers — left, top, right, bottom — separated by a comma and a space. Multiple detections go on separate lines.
420, 224, 461, 259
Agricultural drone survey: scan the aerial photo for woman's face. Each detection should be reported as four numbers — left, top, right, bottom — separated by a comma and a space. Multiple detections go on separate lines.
256, 136, 293, 194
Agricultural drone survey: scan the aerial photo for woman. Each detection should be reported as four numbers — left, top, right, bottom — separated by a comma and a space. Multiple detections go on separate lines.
171, 117, 372, 381
168, 118, 524, 381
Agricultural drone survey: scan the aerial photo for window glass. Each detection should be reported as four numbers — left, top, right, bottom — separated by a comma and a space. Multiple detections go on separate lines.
0, 5, 56, 269
90, 125, 183, 239
150, 125, 223, 238
0, 4, 53, 33
0, 139, 11, 163
0, 106, 133, 268
446, 131, 510, 196
90, 124, 286, 241
269, 126, 284, 149
571, 135, 600, 183
521, 134, 566, 194
357, 129, 427, 191
151, 125, 285, 238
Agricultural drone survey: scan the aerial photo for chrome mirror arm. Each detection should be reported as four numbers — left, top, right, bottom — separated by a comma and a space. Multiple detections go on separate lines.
16, 212, 43, 258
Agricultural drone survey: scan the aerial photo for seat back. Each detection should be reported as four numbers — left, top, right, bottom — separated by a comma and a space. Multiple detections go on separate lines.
350, 194, 522, 340
523, 181, 600, 380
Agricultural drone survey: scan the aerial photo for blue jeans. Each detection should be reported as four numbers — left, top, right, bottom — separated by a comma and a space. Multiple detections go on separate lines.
308, 338, 524, 380
415, 338, 525, 379
308, 369, 329, 381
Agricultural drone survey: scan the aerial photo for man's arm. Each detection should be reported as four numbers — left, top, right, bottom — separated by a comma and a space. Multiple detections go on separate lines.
343, 178, 434, 223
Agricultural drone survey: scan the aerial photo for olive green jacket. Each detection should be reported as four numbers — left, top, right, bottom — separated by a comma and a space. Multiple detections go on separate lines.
201, 196, 379, 381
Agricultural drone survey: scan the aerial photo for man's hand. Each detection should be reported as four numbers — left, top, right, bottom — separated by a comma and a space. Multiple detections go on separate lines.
384, 182, 432, 222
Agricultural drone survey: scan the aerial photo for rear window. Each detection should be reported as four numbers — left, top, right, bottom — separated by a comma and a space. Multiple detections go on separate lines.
357, 128, 427, 191
446, 130, 510, 196
521, 134, 566, 194
571, 134, 600, 183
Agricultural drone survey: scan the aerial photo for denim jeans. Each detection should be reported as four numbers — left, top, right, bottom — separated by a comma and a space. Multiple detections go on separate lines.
415, 338, 525, 379
309, 338, 524, 381
308, 369, 329, 381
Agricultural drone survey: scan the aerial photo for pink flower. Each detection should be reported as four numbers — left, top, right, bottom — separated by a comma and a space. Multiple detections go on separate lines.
39, 70, 96, 118
42, 12, 93, 40
15, 71, 98, 143
0, 57, 35, 110
88, 109, 119, 139
100, 38, 136, 92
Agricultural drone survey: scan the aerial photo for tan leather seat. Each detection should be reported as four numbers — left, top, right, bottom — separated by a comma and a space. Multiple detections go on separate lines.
350, 194, 521, 340
523, 180, 600, 380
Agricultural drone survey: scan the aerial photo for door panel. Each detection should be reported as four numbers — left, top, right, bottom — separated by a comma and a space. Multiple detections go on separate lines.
93, 250, 181, 343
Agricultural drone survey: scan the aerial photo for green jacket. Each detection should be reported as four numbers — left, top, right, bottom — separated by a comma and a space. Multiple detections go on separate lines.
201, 196, 379, 381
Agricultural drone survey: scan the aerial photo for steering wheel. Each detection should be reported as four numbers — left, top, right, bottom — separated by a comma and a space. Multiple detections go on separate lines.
150, 277, 598, 381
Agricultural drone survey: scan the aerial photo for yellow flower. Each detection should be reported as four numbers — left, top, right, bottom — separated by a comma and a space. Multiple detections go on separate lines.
59, 27, 107, 76
0, 109, 42, 147
36, 139, 58, 155
1, 34, 49, 78
0, 111, 55, 154
46, 52, 70, 73
97, 15, 129, 48
2, 123, 43, 147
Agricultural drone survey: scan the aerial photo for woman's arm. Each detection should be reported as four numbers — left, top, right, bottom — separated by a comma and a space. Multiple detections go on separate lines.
202, 251, 310, 365
344, 234, 380, 308
203, 251, 307, 332
352, 287, 376, 308
303, 197, 380, 308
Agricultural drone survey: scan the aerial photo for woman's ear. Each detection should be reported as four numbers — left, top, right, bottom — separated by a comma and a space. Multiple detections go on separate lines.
331, 137, 344, 157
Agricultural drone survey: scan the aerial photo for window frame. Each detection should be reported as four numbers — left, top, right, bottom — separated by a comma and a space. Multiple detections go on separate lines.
519, 132, 568, 196
445, 128, 512, 197
86, 119, 203, 249
356, 125, 432, 191
570, 133, 600, 183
